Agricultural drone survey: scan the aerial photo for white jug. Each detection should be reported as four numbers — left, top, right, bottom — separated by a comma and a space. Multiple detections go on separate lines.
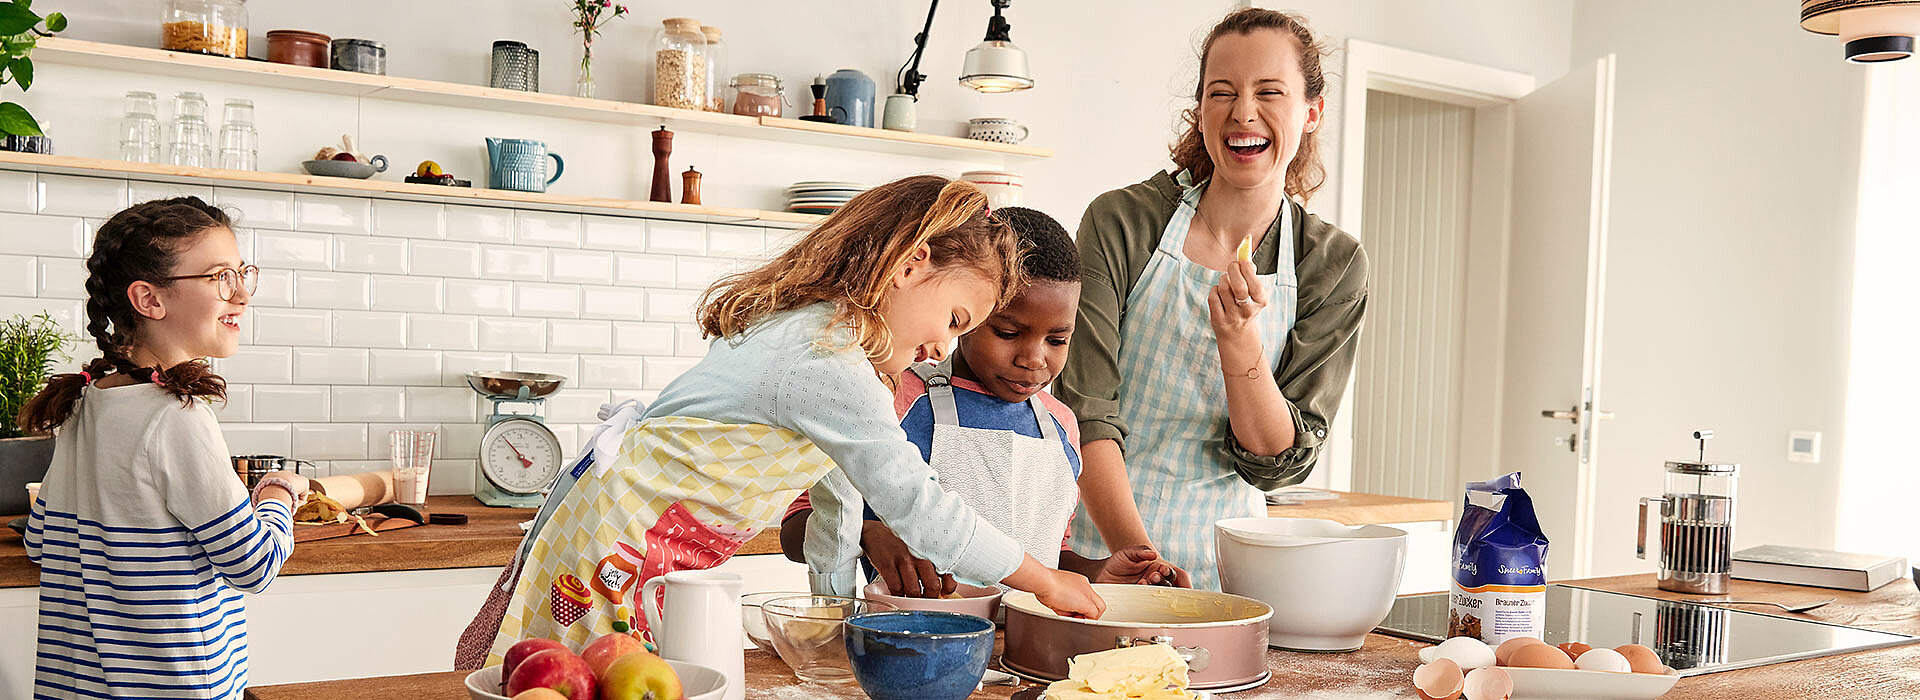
642, 570, 745, 700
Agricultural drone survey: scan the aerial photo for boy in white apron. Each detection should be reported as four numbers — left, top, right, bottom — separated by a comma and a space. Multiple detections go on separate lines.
782, 207, 1190, 595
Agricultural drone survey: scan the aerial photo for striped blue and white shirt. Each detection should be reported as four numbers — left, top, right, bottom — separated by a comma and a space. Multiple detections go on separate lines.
24, 383, 294, 700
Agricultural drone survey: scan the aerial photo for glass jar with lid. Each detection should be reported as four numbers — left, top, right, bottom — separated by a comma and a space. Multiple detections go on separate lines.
729, 73, 786, 117
652, 18, 709, 111
699, 25, 727, 112
161, 0, 249, 58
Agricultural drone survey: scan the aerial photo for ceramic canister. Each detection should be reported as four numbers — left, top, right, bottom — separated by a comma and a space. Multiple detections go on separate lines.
825, 69, 876, 128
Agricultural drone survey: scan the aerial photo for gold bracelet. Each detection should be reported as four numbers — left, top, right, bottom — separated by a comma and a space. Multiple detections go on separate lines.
1225, 364, 1263, 380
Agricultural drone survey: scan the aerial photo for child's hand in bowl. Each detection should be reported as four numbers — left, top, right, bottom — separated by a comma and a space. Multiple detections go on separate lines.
862, 520, 957, 598
1094, 545, 1193, 588
1036, 569, 1106, 619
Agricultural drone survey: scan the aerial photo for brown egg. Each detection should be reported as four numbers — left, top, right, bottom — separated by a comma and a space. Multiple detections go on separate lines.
1506, 643, 1576, 669
1556, 642, 1593, 660
1613, 644, 1666, 674
1494, 637, 1547, 666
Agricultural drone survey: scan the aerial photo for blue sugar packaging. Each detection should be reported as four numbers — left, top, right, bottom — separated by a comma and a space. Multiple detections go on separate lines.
1448, 472, 1548, 644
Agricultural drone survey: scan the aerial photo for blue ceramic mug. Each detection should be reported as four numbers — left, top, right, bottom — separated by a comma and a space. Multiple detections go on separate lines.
485, 137, 565, 192
825, 68, 876, 128
845, 611, 994, 700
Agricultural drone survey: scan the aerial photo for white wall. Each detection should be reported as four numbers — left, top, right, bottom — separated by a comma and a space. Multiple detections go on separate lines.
1569, 1, 1865, 576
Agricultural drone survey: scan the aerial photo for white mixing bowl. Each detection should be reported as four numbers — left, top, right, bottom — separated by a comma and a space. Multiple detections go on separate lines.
1214, 517, 1407, 652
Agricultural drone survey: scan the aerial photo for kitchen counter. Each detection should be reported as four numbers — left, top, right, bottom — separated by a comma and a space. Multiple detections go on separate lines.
1264, 489, 1452, 525
242, 573, 1920, 700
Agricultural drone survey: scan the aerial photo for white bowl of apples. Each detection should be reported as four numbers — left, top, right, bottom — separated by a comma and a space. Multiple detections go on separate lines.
466, 633, 726, 700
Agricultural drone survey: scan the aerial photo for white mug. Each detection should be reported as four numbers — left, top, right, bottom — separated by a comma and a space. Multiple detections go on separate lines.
960, 170, 1024, 209
966, 117, 1029, 144
882, 94, 917, 132
642, 570, 745, 700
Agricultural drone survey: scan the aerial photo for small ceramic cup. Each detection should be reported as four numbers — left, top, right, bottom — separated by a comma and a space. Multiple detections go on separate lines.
882, 94, 917, 132
966, 118, 1028, 144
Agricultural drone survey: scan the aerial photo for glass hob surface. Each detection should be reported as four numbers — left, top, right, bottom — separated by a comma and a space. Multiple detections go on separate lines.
1374, 584, 1916, 676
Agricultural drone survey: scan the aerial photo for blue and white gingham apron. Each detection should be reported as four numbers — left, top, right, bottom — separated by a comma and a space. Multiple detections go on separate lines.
1067, 172, 1297, 590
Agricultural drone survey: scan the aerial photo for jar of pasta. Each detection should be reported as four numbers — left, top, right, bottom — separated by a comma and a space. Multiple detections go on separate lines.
161, 0, 249, 59
652, 18, 708, 111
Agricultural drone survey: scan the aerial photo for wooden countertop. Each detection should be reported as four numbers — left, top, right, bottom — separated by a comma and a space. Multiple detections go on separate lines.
243, 574, 1920, 699
1265, 489, 1452, 525
0, 495, 786, 588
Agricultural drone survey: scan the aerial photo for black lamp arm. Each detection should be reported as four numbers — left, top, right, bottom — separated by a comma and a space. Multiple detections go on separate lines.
983, 0, 1013, 42
899, 0, 942, 97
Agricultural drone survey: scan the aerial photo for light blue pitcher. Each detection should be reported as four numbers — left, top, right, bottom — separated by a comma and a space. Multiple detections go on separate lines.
486, 137, 565, 192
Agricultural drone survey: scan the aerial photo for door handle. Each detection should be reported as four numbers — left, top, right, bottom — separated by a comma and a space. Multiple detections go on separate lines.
1541, 407, 1615, 422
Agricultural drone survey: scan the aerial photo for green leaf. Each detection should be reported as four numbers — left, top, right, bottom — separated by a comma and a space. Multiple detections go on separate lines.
5, 34, 34, 58
14, 0, 28, 11
9, 56, 28, 90
43, 11, 62, 33
0, 102, 41, 136
0, 5, 40, 36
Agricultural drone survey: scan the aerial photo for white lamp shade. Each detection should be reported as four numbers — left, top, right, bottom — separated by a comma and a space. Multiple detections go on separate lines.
960, 40, 1033, 93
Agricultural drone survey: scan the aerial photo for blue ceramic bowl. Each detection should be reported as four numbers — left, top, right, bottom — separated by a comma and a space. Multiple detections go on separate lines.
845, 610, 995, 700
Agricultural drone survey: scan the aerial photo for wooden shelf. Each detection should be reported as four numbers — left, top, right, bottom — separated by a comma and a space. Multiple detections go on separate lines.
0, 151, 824, 227
33, 38, 1053, 162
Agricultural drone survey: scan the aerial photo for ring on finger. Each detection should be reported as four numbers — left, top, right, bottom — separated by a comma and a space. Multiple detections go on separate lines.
1235, 297, 1255, 305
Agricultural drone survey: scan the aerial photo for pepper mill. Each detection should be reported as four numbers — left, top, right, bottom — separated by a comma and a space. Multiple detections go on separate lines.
680, 166, 702, 205
799, 76, 834, 123
649, 126, 674, 203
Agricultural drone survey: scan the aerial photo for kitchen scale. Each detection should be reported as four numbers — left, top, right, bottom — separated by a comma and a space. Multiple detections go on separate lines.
465, 371, 567, 508
1375, 584, 1916, 676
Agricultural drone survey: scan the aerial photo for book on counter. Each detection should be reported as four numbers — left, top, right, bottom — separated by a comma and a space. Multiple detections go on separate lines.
1730, 545, 1908, 592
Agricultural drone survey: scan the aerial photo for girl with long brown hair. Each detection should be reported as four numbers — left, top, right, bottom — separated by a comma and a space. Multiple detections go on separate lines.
458, 175, 1103, 670
21, 196, 307, 699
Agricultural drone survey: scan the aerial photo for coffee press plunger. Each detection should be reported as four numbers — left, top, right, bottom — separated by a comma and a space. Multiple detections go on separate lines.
1637, 430, 1739, 594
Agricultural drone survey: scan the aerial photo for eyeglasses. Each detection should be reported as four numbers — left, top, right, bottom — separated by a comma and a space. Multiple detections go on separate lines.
163, 264, 259, 301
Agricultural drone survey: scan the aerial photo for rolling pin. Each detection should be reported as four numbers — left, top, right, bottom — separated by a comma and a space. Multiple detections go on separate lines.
310, 471, 395, 510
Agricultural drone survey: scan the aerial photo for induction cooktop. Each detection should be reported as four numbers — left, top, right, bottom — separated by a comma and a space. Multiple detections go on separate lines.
1373, 584, 1917, 676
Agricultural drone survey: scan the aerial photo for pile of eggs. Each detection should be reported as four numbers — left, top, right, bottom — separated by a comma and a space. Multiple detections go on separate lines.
1411, 636, 1674, 700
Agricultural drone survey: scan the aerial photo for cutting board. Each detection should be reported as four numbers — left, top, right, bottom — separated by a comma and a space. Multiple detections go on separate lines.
292, 514, 423, 543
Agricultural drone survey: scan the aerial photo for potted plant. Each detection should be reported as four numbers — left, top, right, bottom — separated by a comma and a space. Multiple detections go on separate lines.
1, 312, 71, 515
0, 0, 67, 153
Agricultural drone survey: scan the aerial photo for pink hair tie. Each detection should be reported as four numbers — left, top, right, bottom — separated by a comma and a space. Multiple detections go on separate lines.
78, 371, 92, 384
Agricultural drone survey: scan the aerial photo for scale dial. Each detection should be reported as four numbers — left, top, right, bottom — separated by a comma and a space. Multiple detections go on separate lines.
479, 417, 564, 496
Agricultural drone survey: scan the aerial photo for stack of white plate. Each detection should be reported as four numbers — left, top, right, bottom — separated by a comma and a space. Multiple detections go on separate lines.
786, 181, 866, 214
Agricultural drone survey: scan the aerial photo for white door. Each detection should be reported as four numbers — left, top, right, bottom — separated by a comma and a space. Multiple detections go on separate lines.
1496, 56, 1618, 580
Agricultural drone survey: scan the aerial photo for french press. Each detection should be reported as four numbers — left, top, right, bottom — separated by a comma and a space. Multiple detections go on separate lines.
1637, 430, 1739, 594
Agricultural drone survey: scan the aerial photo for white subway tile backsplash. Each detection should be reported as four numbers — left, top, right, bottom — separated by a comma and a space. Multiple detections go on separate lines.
513, 283, 580, 317
129, 181, 214, 204
253, 385, 331, 422
643, 357, 701, 389
443, 351, 512, 387
222, 423, 292, 456
0, 213, 85, 257
675, 325, 708, 356
335, 236, 408, 274
482, 246, 548, 281
646, 220, 706, 255
645, 290, 700, 323
444, 279, 512, 316
549, 250, 615, 284
582, 215, 647, 251
581, 356, 646, 389
212, 385, 252, 422
479, 317, 547, 352
294, 423, 369, 461
0, 297, 81, 334
292, 347, 369, 384
370, 275, 443, 313
255, 270, 295, 307
707, 225, 766, 257
42, 258, 90, 299
332, 310, 407, 348
256, 229, 333, 271
0, 170, 36, 212
217, 347, 292, 384
675, 258, 738, 290
368, 349, 443, 386
438, 422, 484, 459
548, 320, 613, 354
615, 322, 676, 356
582, 286, 646, 320
615, 254, 674, 287
370, 423, 445, 459
547, 389, 613, 423
37, 175, 129, 218
373, 200, 445, 239
514, 211, 583, 248
295, 271, 371, 310
408, 314, 479, 351
252, 308, 333, 346
512, 354, 577, 378
445, 205, 514, 243
0, 255, 32, 296
327, 459, 386, 476
215, 188, 294, 229
427, 459, 476, 496
294, 193, 371, 234
330, 386, 406, 422
405, 386, 477, 422
409, 240, 482, 279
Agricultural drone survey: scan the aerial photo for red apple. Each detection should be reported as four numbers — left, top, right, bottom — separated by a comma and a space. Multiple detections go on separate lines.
512, 690, 569, 700
503, 638, 569, 683
581, 632, 649, 679
600, 650, 683, 700
507, 649, 597, 700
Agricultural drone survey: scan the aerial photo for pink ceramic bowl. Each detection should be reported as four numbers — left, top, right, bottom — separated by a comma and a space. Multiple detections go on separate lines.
861, 581, 1003, 621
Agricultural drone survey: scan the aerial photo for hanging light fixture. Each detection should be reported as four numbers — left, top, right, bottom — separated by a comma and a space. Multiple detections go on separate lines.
1801, 0, 1920, 63
960, 0, 1033, 93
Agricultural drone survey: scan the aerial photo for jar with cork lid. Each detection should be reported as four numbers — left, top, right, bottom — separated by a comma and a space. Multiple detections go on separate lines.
700, 25, 728, 112
161, 0, 249, 58
652, 18, 709, 111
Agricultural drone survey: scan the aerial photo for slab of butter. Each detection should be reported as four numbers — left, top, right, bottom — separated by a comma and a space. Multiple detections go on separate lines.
1044, 643, 1190, 699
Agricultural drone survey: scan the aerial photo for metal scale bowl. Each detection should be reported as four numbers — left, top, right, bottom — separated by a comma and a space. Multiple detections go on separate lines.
466, 371, 567, 508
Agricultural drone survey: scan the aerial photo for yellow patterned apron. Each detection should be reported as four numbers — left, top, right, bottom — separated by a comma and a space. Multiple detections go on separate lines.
485, 416, 835, 665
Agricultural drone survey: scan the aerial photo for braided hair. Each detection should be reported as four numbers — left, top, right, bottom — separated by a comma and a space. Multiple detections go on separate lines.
18, 197, 231, 434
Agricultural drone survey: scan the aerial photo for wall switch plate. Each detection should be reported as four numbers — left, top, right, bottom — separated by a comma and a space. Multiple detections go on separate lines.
1788, 430, 1821, 463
